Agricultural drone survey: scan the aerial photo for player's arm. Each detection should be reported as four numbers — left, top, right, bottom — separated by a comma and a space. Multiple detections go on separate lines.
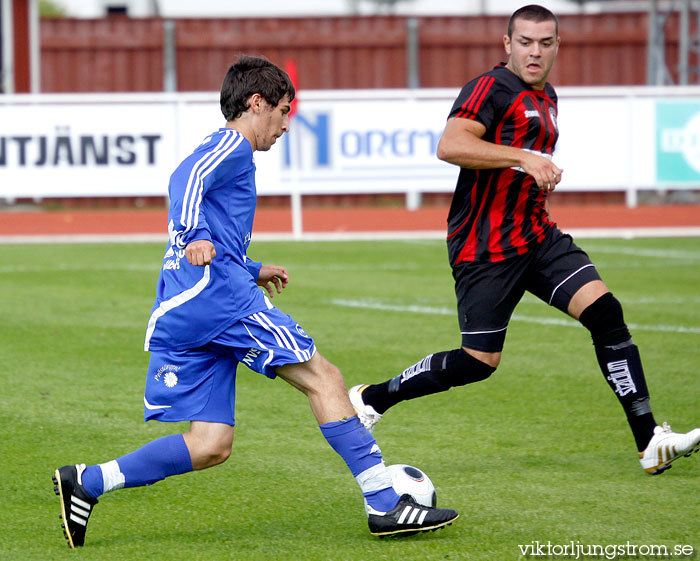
437, 117, 563, 191
243, 255, 288, 297
256, 264, 289, 298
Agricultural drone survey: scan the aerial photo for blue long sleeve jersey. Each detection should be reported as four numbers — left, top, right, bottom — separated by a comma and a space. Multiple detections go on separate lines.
144, 128, 267, 352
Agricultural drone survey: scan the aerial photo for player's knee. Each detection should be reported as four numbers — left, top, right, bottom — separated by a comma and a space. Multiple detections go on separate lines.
324, 360, 345, 386
211, 445, 233, 466
440, 348, 497, 387
578, 292, 631, 347
307, 352, 342, 384
197, 441, 233, 468
302, 354, 347, 397
466, 349, 501, 369
186, 425, 234, 469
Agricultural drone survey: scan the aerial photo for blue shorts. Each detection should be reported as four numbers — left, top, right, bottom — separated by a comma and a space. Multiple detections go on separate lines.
143, 307, 316, 425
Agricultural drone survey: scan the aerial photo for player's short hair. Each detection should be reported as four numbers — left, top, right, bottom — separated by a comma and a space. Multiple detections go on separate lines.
507, 4, 558, 38
220, 55, 296, 121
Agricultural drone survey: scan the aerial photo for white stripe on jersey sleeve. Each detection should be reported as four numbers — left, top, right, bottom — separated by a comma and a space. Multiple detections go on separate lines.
189, 133, 245, 231
181, 130, 233, 230
178, 132, 232, 246
175, 130, 244, 248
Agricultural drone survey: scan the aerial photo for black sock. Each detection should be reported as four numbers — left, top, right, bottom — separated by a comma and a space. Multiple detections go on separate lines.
362, 349, 495, 414
593, 340, 657, 451
579, 293, 657, 451
625, 409, 658, 452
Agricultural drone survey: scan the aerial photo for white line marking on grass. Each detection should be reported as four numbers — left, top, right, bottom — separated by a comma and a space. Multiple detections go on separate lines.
2, 226, 699, 245
331, 298, 700, 335
582, 245, 700, 261
0, 264, 158, 274
620, 296, 700, 305
519, 294, 700, 305
333, 299, 454, 316
0, 234, 167, 245
564, 227, 700, 239
591, 260, 699, 270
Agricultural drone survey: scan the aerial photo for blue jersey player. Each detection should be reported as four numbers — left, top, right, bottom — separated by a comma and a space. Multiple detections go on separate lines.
52, 55, 458, 548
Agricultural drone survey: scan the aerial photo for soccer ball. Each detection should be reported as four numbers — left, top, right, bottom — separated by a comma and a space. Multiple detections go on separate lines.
387, 464, 437, 507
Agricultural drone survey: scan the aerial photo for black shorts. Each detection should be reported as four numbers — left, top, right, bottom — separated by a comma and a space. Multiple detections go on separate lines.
452, 227, 601, 353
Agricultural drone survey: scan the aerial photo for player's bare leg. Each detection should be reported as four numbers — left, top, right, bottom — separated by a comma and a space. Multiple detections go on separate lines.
279, 352, 459, 536
277, 352, 355, 424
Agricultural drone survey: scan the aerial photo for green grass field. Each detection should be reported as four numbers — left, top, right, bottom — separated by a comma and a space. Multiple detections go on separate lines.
1, 237, 699, 561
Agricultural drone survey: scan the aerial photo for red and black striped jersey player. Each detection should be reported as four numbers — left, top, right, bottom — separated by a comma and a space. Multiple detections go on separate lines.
350, 4, 700, 475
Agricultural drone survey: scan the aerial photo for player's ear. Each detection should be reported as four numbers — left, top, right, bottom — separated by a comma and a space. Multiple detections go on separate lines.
503, 34, 512, 55
247, 93, 264, 114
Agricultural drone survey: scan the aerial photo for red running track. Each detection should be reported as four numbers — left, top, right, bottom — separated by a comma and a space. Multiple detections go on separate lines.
1, 204, 699, 237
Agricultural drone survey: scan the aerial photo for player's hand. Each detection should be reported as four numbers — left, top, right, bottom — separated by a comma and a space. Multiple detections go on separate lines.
520, 152, 563, 192
185, 240, 216, 266
257, 265, 289, 298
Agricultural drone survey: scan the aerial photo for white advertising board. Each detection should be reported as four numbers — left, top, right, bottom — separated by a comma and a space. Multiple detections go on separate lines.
0, 96, 180, 197
1, 87, 699, 204
277, 94, 456, 194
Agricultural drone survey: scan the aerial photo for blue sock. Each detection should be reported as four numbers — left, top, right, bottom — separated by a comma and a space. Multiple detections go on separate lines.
80, 434, 193, 499
80, 465, 104, 498
319, 416, 399, 512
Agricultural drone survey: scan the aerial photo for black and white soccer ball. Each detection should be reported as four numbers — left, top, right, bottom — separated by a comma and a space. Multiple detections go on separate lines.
387, 464, 437, 507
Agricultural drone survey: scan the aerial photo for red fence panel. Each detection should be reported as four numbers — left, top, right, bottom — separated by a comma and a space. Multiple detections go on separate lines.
41, 17, 164, 92
419, 12, 650, 87
38, 12, 693, 92
174, 17, 408, 91
555, 12, 649, 86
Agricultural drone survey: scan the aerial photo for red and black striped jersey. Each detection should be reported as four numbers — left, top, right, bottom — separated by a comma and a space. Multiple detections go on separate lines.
445, 63, 558, 265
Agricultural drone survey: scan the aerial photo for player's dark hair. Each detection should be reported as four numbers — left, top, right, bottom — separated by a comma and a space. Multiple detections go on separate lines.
507, 4, 558, 38
220, 55, 295, 121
